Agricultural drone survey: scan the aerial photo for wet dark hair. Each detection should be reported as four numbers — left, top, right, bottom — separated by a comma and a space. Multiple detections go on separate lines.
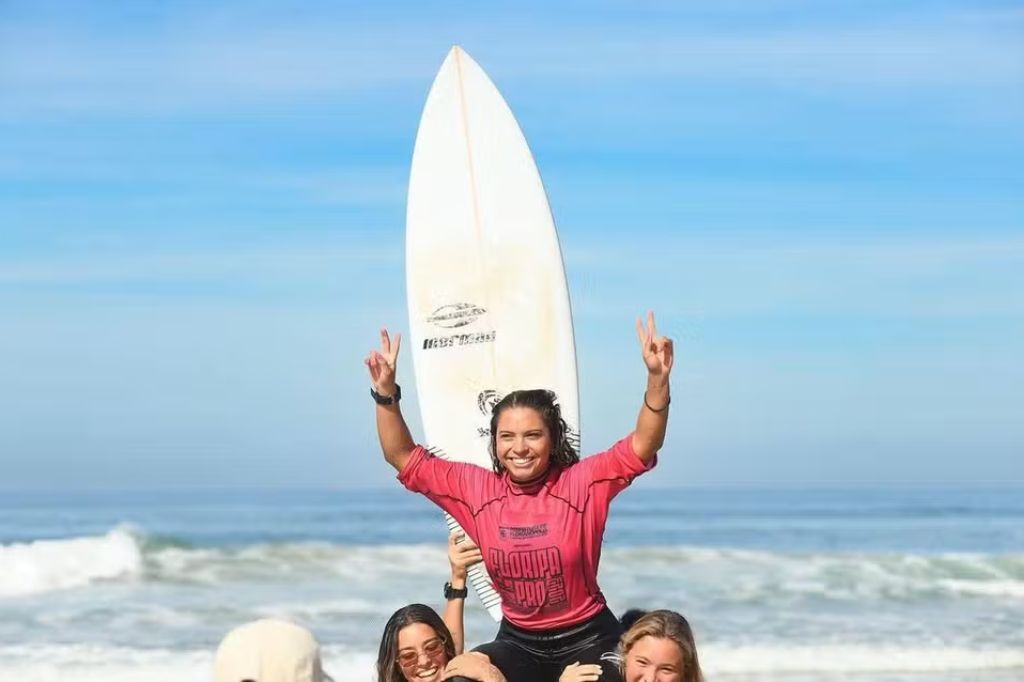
619, 608, 649, 631
376, 604, 456, 682
488, 389, 579, 475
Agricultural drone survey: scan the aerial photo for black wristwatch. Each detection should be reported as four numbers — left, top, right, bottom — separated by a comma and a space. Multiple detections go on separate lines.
444, 582, 468, 600
371, 384, 401, 405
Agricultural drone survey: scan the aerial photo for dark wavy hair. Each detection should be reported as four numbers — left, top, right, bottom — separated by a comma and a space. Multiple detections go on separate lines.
620, 609, 703, 682
488, 389, 579, 475
376, 604, 456, 682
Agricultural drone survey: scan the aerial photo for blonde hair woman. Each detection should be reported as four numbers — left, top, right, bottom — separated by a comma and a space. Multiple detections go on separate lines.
618, 610, 702, 682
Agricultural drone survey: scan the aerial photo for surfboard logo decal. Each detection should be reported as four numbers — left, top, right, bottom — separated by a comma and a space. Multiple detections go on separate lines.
477, 389, 502, 415
422, 330, 496, 350
427, 302, 487, 328
565, 425, 581, 451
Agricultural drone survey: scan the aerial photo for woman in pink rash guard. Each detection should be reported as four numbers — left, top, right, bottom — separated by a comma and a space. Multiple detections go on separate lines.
365, 312, 674, 682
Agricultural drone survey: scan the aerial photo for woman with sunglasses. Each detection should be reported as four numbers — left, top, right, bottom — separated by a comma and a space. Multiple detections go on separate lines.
376, 532, 503, 682
377, 604, 507, 682
366, 312, 674, 682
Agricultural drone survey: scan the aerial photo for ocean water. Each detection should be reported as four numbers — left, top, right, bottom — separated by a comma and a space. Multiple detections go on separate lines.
1, 487, 1022, 682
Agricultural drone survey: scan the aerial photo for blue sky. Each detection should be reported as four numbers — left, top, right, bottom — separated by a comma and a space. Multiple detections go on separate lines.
1, 1, 1022, 490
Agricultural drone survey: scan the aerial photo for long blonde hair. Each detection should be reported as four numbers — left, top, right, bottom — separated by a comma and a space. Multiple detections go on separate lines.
619, 610, 703, 682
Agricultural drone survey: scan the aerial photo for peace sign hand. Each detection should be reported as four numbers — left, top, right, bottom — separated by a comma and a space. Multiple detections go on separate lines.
636, 311, 674, 378
365, 328, 401, 395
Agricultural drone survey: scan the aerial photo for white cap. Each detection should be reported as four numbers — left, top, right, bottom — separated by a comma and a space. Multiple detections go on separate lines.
213, 618, 330, 682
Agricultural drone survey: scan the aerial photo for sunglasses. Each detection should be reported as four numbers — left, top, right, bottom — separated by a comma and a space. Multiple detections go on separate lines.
396, 637, 447, 669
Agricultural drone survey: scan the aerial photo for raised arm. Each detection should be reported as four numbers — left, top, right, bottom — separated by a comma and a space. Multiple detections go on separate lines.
366, 328, 416, 472
442, 531, 482, 655
632, 311, 674, 464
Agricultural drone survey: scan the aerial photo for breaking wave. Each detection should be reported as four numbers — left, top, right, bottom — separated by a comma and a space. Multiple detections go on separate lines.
2, 526, 1023, 603
0, 525, 143, 597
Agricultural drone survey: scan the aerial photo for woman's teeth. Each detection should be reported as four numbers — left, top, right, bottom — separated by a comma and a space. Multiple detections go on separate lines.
417, 667, 438, 679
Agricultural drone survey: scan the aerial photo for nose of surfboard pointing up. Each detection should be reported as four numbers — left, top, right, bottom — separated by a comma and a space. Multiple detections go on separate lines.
436, 45, 490, 92
445, 44, 468, 66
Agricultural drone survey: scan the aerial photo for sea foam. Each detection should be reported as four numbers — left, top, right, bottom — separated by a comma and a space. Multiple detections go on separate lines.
702, 643, 1024, 674
599, 546, 1024, 602
0, 644, 375, 682
0, 642, 1021, 681
0, 526, 143, 597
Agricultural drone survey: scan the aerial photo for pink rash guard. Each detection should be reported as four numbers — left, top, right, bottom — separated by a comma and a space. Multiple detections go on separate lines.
398, 435, 656, 630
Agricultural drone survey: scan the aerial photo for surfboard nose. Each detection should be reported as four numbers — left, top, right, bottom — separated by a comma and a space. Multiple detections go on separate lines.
443, 44, 481, 71
443, 45, 462, 64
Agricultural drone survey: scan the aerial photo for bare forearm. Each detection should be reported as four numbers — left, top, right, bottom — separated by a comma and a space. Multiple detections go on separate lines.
442, 574, 466, 655
376, 402, 416, 471
633, 373, 669, 463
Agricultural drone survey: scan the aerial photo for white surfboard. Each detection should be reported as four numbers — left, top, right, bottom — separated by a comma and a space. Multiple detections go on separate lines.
406, 46, 579, 621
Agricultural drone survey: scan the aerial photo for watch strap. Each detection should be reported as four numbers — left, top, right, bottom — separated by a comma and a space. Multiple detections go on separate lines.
370, 383, 401, 405
444, 581, 468, 600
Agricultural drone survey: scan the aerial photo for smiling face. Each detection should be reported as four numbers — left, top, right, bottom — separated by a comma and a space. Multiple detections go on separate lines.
624, 635, 685, 682
495, 406, 554, 483
396, 623, 449, 682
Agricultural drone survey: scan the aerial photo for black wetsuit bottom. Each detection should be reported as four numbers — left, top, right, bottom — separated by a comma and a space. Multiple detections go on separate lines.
454, 607, 623, 682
